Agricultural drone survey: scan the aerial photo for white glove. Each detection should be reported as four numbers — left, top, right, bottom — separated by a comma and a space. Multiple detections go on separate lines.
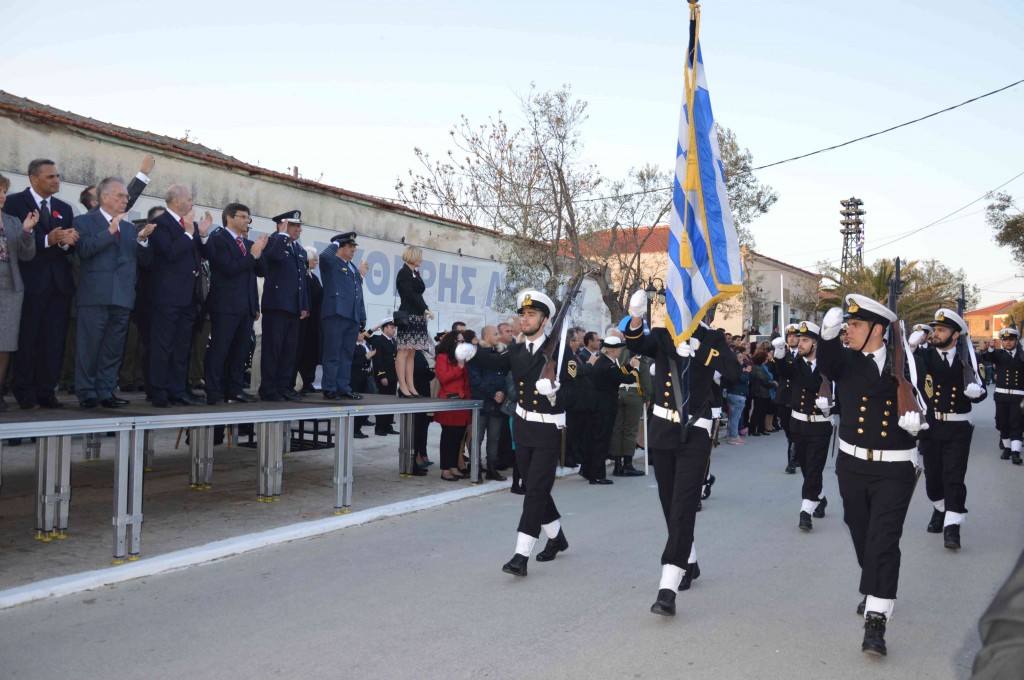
536, 379, 560, 396
676, 337, 700, 358
908, 330, 927, 350
454, 342, 477, 362
713, 370, 721, 386
965, 382, 985, 399
628, 289, 648, 317
898, 411, 927, 436
821, 307, 844, 341
649, 364, 656, 376
771, 337, 786, 359
815, 396, 832, 415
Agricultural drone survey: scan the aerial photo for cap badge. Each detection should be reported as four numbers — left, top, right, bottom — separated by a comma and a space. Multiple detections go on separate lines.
523, 294, 533, 307
848, 300, 860, 313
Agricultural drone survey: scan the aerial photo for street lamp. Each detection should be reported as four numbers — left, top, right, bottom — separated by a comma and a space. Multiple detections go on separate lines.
645, 277, 666, 319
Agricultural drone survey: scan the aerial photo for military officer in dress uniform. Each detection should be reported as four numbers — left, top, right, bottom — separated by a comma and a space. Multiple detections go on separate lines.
910, 323, 931, 350
773, 321, 833, 531
460, 290, 576, 577
320, 232, 369, 400
776, 323, 800, 473
622, 291, 740, 617
908, 308, 987, 550
371, 317, 399, 436
588, 335, 639, 484
817, 294, 928, 657
986, 327, 1024, 465
259, 210, 309, 401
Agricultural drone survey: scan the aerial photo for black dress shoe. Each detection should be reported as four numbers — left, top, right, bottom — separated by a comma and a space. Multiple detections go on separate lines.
385, 427, 400, 435
589, 478, 613, 485
813, 496, 828, 519
484, 466, 507, 481
784, 463, 796, 474
926, 509, 944, 533
862, 612, 888, 656
502, 554, 528, 577
339, 392, 363, 400
1014, 453, 1023, 465
799, 511, 813, 531
323, 392, 339, 400
612, 460, 624, 477
100, 397, 128, 408
944, 524, 961, 550
536, 530, 569, 562
1000, 449, 1011, 460
170, 394, 204, 406
650, 589, 676, 616
857, 596, 866, 616
38, 395, 65, 409
620, 462, 644, 477
79, 398, 99, 409
283, 391, 304, 401
410, 465, 428, 476
226, 392, 259, 403
353, 430, 368, 439
678, 562, 700, 591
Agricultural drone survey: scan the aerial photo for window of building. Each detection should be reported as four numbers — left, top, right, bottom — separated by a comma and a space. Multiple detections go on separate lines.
986, 319, 992, 331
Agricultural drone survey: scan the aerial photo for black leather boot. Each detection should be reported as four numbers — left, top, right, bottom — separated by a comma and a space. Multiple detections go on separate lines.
612, 459, 624, 477
1000, 443, 1011, 460
785, 443, 796, 474
856, 596, 866, 616
701, 474, 716, 500
862, 612, 888, 656
813, 496, 828, 518
502, 554, 528, 577
650, 589, 676, 616
620, 459, 644, 477
926, 509, 944, 533
678, 562, 701, 591
799, 511, 813, 531
484, 465, 507, 481
944, 524, 961, 550
536, 530, 569, 562
1013, 452, 1023, 465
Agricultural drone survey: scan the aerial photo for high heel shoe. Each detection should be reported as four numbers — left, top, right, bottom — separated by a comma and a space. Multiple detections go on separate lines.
440, 473, 461, 482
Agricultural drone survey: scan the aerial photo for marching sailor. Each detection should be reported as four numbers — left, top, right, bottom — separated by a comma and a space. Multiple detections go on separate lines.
459, 290, 575, 577
909, 308, 987, 549
622, 291, 740, 616
986, 327, 1024, 465
817, 294, 928, 657
772, 321, 832, 531
776, 323, 800, 474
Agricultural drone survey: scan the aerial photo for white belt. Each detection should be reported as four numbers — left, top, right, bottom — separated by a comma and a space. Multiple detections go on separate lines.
995, 387, 1024, 396
930, 411, 971, 422
839, 439, 916, 463
791, 411, 830, 423
515, 405, 565, 428
652, 405, 713, 434
711, 407, 722, 419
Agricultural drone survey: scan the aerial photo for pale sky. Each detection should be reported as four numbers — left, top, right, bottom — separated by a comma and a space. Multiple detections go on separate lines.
4, 0, 1022, 307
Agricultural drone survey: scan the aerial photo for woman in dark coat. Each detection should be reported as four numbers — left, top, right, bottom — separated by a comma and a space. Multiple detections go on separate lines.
0, 174, 39, 411
748, 349, 776, 436
395, 245, 434, 397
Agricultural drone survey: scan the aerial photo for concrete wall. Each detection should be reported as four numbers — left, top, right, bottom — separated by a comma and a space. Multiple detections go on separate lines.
0, 113, 611, 333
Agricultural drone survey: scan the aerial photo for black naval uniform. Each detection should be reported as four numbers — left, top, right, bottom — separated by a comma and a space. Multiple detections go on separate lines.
589, 353, 636, 483
774, 346, 798, 470
917, 345, 986, 529
988, 345, 1024, 460
470, 338, 576, 541
775, 352, 833, 519
816, 336, 925, 609
624, 323, 739, 570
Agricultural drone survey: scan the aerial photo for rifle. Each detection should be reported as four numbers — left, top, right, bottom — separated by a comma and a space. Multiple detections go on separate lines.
888, 258, 924, 482
539, 274, 588, 386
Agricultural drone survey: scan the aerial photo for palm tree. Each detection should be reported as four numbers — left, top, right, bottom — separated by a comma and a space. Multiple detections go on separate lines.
818, 258, 955, 325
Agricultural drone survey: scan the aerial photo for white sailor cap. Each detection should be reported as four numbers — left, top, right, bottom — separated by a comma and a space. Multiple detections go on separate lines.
844, 294, 897, 325
785, 323, 800, 336
795, 321, 821, 339
601, 336, 624, 348
378, 316, 395, 328
1000, 327, 1020, 339
517, 290, 554, 317
911, 323, 931, 334
929, 308, 968, 334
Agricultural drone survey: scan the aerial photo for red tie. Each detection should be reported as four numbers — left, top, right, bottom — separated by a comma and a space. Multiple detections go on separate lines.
236, 236, 246, 255
179, 217, 186, 231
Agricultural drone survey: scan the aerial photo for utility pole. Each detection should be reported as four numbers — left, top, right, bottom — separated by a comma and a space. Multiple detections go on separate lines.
840, 197, 866, 277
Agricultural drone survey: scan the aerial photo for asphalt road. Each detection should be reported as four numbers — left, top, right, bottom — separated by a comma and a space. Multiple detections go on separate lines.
2, 398, 1022, 680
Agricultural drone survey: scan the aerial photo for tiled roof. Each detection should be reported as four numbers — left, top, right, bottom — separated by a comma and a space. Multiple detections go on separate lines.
965, 299, 1018, 316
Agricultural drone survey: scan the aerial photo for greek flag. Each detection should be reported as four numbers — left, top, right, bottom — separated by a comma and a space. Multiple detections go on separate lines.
665, 5, 743, 343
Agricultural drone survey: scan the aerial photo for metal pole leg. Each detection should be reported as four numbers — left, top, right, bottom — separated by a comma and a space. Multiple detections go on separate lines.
342, 415, 354, 510
0, 438, 4, 500
272, 422, 284, 500
398, 413, 412, 476
332, 416, 345, 514
83, 432, 101, 462
127, 429, 145, 559
111, 431, 130, 564
42, 437, 58, 539
256, 422, 269, 502
34, 438, 49, 541
200, 426, 214, 488
53, 435, 72, 538
188, 427, 201, 489
470, 407, 481, 484
143, 430, 155, 471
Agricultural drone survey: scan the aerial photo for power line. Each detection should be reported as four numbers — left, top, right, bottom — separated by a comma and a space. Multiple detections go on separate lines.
379, 78, 1024, 211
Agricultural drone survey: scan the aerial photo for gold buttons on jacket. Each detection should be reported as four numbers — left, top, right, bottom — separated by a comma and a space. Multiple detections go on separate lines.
862, 397, 869, 402
882, 421, 888, 426
533, 400, 538, 405
519, 381, 524, 387
883, 411, 890, 416
881, 431, 888, 437
858, 417, 864, 423
857, 428, 864, 434
665, 381, 672, 387
886, 400, 892, 406
860, 406, 867, 412
665, 391, 670, 397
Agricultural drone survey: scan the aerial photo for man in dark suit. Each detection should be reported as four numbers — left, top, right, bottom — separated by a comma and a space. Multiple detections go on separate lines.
148, 184, 212, 407
588, 336, 637, 484
203, 203, 267, 405
73, 178, 155, 408
371, 318, 399, 435
320, 232, 368, 399
296, 246, 324, 393
259, 210, 309, 401
1, 159, 79, 409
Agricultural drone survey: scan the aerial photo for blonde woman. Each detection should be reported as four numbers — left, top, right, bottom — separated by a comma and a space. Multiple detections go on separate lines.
0, 173, 39, 411
395, 245, 433, 397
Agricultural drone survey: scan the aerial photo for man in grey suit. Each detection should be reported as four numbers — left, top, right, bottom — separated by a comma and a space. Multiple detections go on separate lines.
73, 177, 155, 408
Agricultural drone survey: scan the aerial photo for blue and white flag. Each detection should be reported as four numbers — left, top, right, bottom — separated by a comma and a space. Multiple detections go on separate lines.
665, 5, 743, 343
